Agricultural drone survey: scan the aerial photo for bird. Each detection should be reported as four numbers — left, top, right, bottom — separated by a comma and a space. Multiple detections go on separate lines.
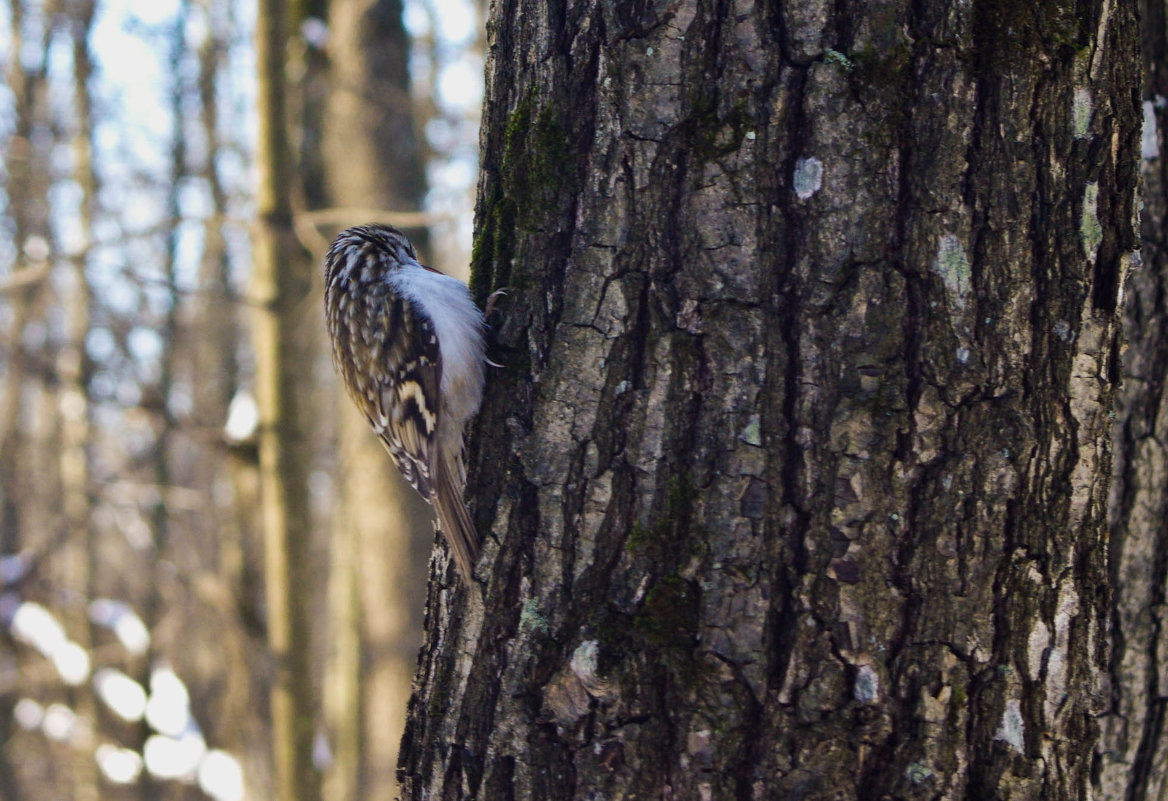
323, 223, 486, 586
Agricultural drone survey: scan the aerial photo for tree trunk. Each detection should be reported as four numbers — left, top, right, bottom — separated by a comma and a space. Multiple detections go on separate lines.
253, 1, 322, 800
61, 3, 98, 800
1097, 1, 1168, 798
0, 0, 54, 551
320, 2, 431, 799
399, 2, 1142, 800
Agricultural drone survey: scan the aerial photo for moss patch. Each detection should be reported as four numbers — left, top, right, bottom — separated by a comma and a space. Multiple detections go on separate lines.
688, 93, 752, 167
470, 88, 577, 299
626, 474, 697, 563
634, 574, 700, 651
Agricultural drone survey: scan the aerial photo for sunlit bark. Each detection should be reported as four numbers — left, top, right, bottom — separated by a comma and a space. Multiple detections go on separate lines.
401, 2, 1142, 799
253, 1, 322, 799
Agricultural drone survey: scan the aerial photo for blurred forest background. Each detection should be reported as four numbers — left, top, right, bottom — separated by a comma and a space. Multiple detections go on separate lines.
0, 0, 481, 799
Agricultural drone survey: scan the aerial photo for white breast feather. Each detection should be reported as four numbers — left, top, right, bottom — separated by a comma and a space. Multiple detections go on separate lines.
388, 264, 486, 438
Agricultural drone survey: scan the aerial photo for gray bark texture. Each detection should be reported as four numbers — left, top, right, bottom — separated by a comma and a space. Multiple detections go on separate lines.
400, 2, 1142, 800
1098, 1, 1168, 799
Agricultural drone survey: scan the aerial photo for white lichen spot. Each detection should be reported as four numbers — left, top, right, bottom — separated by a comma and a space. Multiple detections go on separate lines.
956, 346, 971, 364
570, 640, 599, 680
570, 640, 612, 698
740, 413, 762, 446
1073, 87, 1094, 139
1053, 320, 1072, 342
519, 599, 549, 635
793, 157, 823, 200
823, 48, 854, 71
934, 234, 972, 309
854, 664, 879, 704
646, 46, 654, 56
1027, 619, 1051, 681
745, 130, 757, 141
1081, 182, 1102, 262
1144, 100, 1160, 160
995, 699, 1025, 754
905, 762, 934, 784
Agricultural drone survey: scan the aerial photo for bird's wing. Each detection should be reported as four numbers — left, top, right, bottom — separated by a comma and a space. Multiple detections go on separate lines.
367, 293, 443, 500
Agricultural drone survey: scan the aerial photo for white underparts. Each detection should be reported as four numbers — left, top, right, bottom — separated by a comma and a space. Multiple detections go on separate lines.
388, 263, 486, 444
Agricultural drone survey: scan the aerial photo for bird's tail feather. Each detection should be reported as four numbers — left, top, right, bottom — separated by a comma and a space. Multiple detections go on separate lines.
434, 455, 479, 586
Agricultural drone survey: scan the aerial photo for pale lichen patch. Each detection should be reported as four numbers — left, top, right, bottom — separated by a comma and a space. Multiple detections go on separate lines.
905, 762, 934, 784
1073, 87, 1094, 139
1143, 99, 1159, 160
740, 413, 762, 446
1081, 182, 1102, 261
519, 598, 549, 635
793, 157, 823, 199
823, 48, 854, 71
854, 664, 879, 703
995, 699, 1025, 754
934, 233, 971, 310
570, 640, 599, 680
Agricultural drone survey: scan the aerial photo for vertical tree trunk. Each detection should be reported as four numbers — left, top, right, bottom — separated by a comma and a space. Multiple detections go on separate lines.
253, 1, 322, 800
320, 2, 430, 798
61, 4, 98, 800
0, 4, 65, 797
400, 2, 1142, 800
0, 0, 55, 550
194, 1, 239, 428
1097, 1, 1168, 798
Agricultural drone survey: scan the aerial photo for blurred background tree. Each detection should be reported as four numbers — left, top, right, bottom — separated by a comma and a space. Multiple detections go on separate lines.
0, 0, 481, 798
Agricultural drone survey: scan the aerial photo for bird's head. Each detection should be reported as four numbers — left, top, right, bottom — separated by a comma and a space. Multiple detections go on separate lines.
324, 223, 420, 286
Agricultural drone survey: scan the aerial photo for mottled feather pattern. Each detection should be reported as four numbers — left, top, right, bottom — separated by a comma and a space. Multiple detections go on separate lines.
324, 224, 485, 585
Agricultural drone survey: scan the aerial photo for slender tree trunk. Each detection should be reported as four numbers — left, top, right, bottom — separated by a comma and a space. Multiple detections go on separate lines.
61, 4, 98, 800
0, 4, 65, 798
253, 1, 322, 800
319, 2, 431, 799
0, 0, 55, 550
194, 0, 239, 428
400, 2, 1142, 799
1098, 1, 1168, 798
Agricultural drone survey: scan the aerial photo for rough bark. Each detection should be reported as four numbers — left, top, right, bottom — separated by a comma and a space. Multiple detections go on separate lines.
253, 1, 322, 800
400, 2, 1142, 800
1097, 1, 1168, 798
320, 2, 431, 798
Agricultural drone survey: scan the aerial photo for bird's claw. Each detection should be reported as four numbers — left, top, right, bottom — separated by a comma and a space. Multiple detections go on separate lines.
484, 287, 509, 318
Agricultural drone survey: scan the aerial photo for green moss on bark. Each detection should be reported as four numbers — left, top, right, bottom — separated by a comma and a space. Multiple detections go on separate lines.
470, 90, 575, 299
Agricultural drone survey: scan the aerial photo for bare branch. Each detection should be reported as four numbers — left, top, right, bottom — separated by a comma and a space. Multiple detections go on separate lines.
0, 262, 50, 294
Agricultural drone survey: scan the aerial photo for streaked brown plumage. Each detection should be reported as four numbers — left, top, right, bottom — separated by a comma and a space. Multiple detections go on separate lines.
324, 224, 486, 585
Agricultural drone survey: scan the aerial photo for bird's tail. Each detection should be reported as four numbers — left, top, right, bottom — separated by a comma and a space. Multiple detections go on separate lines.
434, 454, 479, 586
